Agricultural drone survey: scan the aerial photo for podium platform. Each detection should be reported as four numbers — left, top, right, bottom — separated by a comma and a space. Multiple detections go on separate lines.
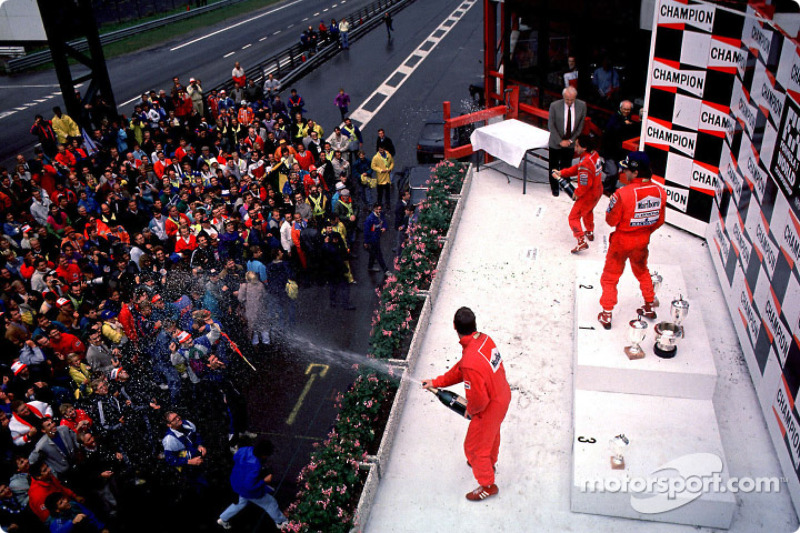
571, 390, 736, 529
574, 262, 718, 400
572, 262, 735, 528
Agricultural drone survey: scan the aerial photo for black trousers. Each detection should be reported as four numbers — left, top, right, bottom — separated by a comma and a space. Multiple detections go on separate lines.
549, 146, 575, 196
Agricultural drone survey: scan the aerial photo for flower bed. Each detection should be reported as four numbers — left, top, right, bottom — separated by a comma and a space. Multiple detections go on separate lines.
283, 161, 469, 533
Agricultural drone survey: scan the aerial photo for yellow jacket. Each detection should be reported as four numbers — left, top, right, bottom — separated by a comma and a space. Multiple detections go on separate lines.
69, 363, 93, 398
371, 152, 394, 186
52, 114, 80, 144
102, 321, 126, 345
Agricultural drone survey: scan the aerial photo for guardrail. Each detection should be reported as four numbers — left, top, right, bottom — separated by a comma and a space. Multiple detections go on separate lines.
209, 0, 414, 94
5, 0, 248, 73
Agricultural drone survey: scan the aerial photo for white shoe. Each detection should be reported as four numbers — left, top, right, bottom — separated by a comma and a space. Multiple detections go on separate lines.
252, 332, 260, 345
261, 331, 271, 344
217, 518, 232, 530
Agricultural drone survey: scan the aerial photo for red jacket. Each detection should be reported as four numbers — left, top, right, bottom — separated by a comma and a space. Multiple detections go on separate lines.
432, 333, 511, 418
165, 213, 191, 238
60, 408, 93, 433
154, 158, 173, 178
560, 150, 602, 200
237, 107, 254, 126
295, 150, 315, 171
55, 262, 82, 284
118, 303, 138, 342
29, 475, 78, 522
49, 332, 86, 357
606, 178, 666, 235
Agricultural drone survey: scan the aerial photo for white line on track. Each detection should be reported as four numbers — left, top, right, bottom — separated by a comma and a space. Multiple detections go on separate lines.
171, 0, 304, 51
313, 12, 319, 16
224, 51, 236, 58
330, 0, 478, 133
273, 30, 281, 35
303, 17, 309, 21
0, 84, 60, 89
0, 111, 16, 120
242, 44, 251, 49
119, 95, 141, 107
259, 37, 267, 41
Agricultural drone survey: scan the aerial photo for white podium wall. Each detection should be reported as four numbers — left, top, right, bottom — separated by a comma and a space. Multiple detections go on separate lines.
572, 262, 735, 528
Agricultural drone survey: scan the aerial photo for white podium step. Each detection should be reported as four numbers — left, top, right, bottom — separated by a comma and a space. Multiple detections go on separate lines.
574, 262, 717, 400
571, 389, 736, 529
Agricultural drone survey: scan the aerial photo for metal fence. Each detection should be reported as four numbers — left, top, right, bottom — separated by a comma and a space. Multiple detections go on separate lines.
210, 0, 414, 94
6, 0, 246, 73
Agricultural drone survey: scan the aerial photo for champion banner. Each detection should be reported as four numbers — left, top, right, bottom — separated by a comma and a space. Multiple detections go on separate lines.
681, 0, 800, 516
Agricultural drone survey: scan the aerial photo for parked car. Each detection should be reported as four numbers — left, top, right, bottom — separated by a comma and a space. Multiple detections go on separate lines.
416, 113, 474, 164
394, 165, 434, 204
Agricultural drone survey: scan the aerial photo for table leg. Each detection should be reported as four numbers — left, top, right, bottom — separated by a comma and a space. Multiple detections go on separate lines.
523, 150, 528, 195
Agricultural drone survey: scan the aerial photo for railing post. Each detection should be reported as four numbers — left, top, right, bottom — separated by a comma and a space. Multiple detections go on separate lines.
443, 101, 452, 160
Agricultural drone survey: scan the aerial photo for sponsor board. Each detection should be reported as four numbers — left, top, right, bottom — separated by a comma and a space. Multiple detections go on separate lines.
658, 0, 715, 32
664, 183, 689, 212
708, 35, 745, 73
652, 59, 708, 97
770, 95, 800, 197
777, 41, 800, 102
645, 118, 698, 158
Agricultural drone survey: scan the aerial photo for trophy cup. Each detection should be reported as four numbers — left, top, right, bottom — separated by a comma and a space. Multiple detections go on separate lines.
653, 322, 682, 358
671, 295, 690, 336
609, 434, 629, 470
624, 316, 648, 360
651, 271, 663, 307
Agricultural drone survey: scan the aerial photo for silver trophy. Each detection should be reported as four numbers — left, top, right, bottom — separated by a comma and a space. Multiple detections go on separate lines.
651, 271, 663, 307
609, 434, 629, 470
624, 316, 648, 360
653, 322, 683, 358
671, 295, 690, 336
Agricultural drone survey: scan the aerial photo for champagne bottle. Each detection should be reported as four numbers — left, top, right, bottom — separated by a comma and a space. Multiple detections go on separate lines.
430, 387, 470, 419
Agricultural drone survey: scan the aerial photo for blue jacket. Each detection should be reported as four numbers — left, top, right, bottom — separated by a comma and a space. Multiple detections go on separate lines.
230, 446, 272, 499
162, 420, 203, 467
363, 211, 386, 245
49, 501, 104, 533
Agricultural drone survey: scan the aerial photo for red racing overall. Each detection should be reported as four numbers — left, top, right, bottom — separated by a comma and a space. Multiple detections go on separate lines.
599, 178, 666, 310
432, 332, 511, 486
561, 150, 603, 239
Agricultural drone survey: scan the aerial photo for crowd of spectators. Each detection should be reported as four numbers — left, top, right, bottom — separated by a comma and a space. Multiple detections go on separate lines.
11, 64, 410, 531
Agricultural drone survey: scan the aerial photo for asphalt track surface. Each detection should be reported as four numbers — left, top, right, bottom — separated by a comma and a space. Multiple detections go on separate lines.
0, 0, 484, 530
0, 0, 377, 167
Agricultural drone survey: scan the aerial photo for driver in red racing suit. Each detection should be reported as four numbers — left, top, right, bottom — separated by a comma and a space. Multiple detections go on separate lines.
598, 151, 666, 329
553, 134, 603, 253
423, 307, 511, 501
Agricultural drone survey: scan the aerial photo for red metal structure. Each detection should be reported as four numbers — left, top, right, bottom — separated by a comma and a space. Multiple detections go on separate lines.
444, 0, 649, 161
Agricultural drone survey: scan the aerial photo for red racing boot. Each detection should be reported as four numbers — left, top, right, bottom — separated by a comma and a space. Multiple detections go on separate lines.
636, 302, 657, 320
466, 484, 499, 501
598, 309, 612, 330
586, 231, 594, 241
571, 239, 588, 254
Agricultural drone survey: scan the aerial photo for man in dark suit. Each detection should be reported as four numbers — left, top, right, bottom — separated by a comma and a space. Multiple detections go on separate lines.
548, 87, 586, 196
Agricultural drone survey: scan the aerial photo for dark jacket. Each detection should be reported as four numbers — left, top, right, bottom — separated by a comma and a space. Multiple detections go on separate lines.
363, 211, 386, 245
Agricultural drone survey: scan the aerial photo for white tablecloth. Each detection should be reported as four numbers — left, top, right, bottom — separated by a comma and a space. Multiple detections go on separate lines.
469, 119, 551, 168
